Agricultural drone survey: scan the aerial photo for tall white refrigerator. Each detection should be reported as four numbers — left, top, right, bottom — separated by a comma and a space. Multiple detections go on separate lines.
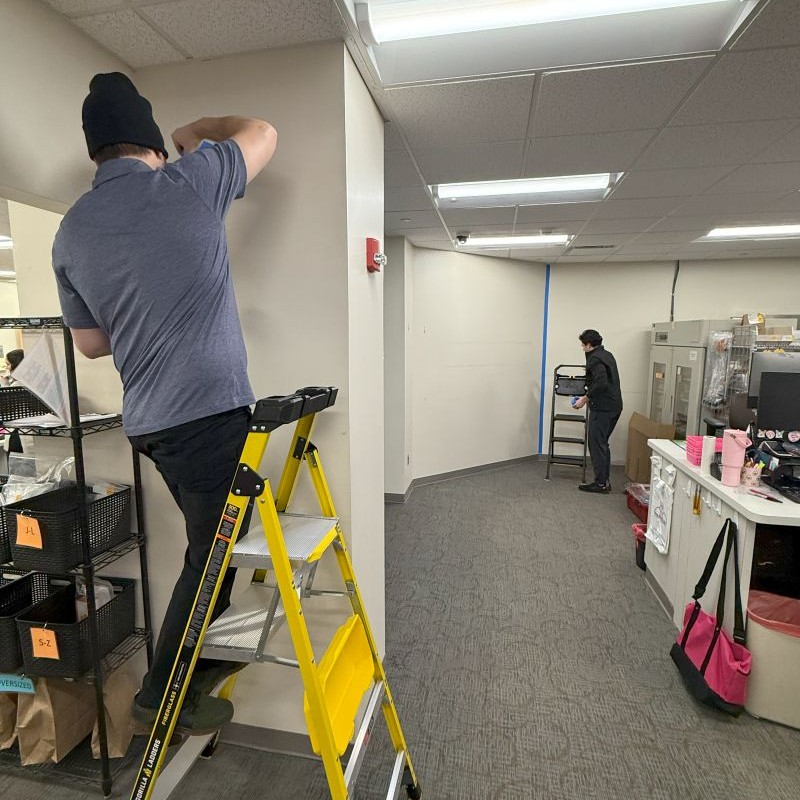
645, 319, 734, 439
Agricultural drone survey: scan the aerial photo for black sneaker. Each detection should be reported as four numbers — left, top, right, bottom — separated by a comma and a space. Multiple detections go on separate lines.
191, 660, 247, 696
579, 482, 611, 494
132, 692, 234, 737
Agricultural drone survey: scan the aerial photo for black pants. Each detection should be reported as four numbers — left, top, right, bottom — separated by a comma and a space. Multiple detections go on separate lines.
587, 409, 621, 486
129, 407, 251, 707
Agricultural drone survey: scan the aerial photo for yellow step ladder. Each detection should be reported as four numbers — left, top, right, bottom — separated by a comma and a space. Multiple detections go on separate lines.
129, 387, 421, 800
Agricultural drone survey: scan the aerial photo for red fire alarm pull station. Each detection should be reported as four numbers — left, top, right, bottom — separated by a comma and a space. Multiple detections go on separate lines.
367, 238, 387, 273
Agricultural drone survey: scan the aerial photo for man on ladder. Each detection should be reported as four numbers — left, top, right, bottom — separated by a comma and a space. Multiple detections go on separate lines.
51, 72, 278, 734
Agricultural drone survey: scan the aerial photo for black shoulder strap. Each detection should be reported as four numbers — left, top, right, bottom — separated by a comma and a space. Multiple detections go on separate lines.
730, 521, 746, 645
692, 519, 730, 601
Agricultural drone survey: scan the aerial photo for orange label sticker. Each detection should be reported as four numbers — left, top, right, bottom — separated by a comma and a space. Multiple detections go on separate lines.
31, 628, 60, 660
16, 516, 43, 549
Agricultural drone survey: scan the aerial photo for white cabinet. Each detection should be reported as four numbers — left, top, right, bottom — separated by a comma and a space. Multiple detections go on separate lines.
646, 345, 705, 438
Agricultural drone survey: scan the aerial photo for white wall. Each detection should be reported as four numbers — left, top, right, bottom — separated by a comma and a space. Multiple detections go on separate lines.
136, 42, 383, 733
544, 261, 675, 468
543, 258, 800, 467
411, 247, 546, 478
0, 281, 20, 360
0, 0, 126, 211
343, 53, 386, 651
384, 237, 414, 495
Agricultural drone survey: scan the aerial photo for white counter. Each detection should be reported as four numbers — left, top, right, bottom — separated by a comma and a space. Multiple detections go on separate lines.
648, 439, 800, 526
643, 439, 800, 634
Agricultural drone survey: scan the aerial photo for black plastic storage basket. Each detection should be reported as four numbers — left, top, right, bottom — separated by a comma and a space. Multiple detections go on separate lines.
0, 386, 52, 423
0, 475, 9, 564
0, 572, 68, 671
16, 576, 136, 678
5, 485, 131, 571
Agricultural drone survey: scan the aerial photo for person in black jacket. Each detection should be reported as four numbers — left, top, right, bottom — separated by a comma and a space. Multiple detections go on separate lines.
573, 329, 623, 493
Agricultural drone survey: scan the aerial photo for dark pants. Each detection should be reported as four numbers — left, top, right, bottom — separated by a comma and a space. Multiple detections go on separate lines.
587, 409, 621, 486
129, 407, 251, 707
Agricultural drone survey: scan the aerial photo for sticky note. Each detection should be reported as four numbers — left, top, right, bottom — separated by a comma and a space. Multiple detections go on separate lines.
31, 628, 60, 660
16, 515, 42, 549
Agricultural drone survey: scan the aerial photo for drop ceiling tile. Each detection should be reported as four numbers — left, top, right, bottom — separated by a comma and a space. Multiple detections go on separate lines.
411, 240, 458, 253
524, 129, 655, 177
673, 48, 800, 125
386, 76, 535, 148
385, 210, 442, 231
616, 243, 682, 255
385, 187, 433, 212
571, 234, 635, 247
669, 192, 791, 216
385, 123, 406, 151
557, 255, 610, 263
73, 10, 184, 68
634, 230, 709, 245
650, 211, 800, 231
508, 248, 564, 261
514, 203, 598, 224
592, 196, 689, 219
43, 0, 120, 13
636, 120, 798, 170
582, 218, 662, 235
385, 149, 421, 189
513, 221, 583, 235
439, 208, 517, 227
140, 0, 344, 59
731, 0, 800, 50
396, 227, 451, 241
610, 166, 732, 199
707, 162, 800, 194
763, 191, 800, 213
533, 57, 712, 137
752, 124, 800, 163
415, 141, 525, 184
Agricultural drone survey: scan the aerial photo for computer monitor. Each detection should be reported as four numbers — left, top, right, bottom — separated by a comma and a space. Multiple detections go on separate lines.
747, 350, 800, 408
757, 372, 800, 433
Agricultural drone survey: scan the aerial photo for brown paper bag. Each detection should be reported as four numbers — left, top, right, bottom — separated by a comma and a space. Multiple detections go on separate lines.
0, 693, 17, 750
16, 678, 96, 765
92, 671, 137, 759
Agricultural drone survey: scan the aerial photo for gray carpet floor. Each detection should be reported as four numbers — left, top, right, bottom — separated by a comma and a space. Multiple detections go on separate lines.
2, 461, 799, 799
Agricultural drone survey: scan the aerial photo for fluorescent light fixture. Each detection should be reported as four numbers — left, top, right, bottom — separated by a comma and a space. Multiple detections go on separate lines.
434, 173, 616, 209
364, 0, 736, 43
0, 271, 15, 278
0, 236, 12, 250
457, 234, 572, 249
701, 224, 800, 241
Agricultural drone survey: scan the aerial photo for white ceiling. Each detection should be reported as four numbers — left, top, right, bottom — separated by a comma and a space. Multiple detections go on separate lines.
40, 0, 800, 263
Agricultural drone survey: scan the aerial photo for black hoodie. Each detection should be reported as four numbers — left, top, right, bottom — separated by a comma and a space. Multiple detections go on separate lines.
585, 345, 623, 413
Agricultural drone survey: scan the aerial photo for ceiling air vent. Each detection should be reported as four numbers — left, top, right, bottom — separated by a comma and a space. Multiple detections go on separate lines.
568, 244, 617, 251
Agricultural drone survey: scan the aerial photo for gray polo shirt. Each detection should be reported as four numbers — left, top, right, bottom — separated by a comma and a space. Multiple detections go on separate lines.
52, 140, 255, 436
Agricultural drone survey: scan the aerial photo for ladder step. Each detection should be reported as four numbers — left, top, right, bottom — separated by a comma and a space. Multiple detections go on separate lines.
548, 455, 586, 466
202, 584, 288, 662
304, 615, 374, 757
553, 414, 586, 423
231, 513, 339, 568
551, 436, 585, 444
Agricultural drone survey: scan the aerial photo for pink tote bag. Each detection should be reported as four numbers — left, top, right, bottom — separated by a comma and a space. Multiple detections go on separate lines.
670, 519, 751, 714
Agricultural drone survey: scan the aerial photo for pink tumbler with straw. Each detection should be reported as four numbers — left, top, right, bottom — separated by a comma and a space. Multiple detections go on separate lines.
721, 429, 751, 486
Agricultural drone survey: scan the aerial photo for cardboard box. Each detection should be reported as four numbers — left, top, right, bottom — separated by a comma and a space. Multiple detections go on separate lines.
626, 413, 676, 483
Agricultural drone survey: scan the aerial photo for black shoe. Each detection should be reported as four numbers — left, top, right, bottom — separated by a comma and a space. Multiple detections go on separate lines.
132, 692, 234, 737
191, 660, 247, 696
579, 482, 611, 494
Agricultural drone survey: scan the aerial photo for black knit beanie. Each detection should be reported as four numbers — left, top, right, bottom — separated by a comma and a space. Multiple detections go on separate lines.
82, 72, 167, 160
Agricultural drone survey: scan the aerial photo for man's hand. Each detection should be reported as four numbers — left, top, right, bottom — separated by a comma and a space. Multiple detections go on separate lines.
573, 396, 588, 410
171, 124, 204, 156
170, 116, 277, 183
